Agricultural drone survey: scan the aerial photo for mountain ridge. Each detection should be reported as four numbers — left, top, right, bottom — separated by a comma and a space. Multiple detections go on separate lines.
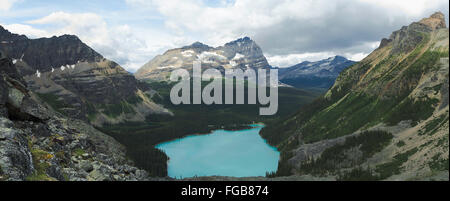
0, 25, 171, 126
278, 56, 356, 90
261, 12, 449, 181
0, 26, 102, 75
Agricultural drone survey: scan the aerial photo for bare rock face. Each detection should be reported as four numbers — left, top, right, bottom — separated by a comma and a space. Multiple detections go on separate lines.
134, 37, 271, 81
0, 26, 170, 126
0, 118, 33, 181
419, 11, 447, 31
378, 38, 393, 49
0, 26, 102, 76
218, 37, 271, 69
388, 12, 447, 54
0, 57, 151, 181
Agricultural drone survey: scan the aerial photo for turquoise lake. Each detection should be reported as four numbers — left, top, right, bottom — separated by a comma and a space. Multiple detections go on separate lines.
155, 124, 280, 178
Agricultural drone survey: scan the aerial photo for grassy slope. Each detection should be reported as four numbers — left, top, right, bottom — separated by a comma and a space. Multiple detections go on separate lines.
261, 28, 449, 179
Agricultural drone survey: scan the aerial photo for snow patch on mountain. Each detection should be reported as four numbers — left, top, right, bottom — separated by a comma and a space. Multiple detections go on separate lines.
233, 53, 245, 60
181, 50, 195, 57
197, 51, 227, 63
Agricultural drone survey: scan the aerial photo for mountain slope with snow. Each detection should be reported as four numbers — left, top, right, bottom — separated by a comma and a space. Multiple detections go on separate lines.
134, 37, 271, 81
278, 56, 355, 90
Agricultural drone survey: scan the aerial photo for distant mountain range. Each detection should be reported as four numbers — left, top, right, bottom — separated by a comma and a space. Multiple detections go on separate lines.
135, 37, 271, 81
278, 56, 355, 90
135, 36, 354, 91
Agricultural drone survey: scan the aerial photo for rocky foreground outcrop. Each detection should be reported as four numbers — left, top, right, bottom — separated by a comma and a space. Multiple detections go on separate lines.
1, 54, 151, 181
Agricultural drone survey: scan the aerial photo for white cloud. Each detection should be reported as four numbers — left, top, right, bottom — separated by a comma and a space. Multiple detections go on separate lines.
3, 1, 449, 71
126, 0, 448, 44
267, 51, 370, 68
126, 0, 448, 67
3, 24, 49, 38
357, 0, 441, 16
267, 52, 337, 68
267, 41, 380, 67
346, 52, 369, 61
0, 0, 18, 11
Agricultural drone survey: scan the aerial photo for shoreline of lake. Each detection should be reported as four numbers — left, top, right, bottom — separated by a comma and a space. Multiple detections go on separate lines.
155, 124, 279, 178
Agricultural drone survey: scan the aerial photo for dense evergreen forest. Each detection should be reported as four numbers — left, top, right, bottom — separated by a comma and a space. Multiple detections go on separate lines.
99, 80, 320, 177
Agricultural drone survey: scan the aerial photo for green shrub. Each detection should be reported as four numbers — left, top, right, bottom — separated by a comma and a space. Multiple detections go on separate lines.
428, 155, 449, 171
72, 148, 86, 157
385, 97, 439, 126
26, 148, 55, 181
419, 114, 448, 136
375, 148, 418, 179
396, 141, 406, 147
36, 93, 72, 114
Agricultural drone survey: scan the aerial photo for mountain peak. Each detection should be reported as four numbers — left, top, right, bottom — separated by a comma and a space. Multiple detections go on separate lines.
0, 26, 103, 74
56, 34, 82, 41
191, 41, 207, 47
0, 25, 9, 33
136, 36, 270, 81
386, 11, 447, 54
322, 56, 349, 63
418, 11, 446, 30
240, 36, 252, 42
430, 11, 445, 20
225, 36, 254, 46
182, 41, 212, 50
1, 25, 84, 44
0, 25, 27, 41
332, 55, 350, 62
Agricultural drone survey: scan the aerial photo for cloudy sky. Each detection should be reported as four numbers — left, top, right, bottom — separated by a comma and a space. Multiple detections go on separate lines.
1, 0, 449, 71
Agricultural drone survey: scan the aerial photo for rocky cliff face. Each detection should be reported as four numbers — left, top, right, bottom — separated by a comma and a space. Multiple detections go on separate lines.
278, 56, 355, 89
134, 37, 271, 81
388, 12, 447, 55
261, 12, 449, 181
0, 26, 171, 126
0, 56, 151, 181
0, 26, 102, 76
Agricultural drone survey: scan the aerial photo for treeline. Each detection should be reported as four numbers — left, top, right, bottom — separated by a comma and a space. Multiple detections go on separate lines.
127, 146, 168, 177
298, 130, 393, 177
260, 96, 332, 147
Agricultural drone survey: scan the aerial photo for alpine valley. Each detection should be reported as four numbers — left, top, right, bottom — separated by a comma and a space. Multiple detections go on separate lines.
0, 11, 449, 181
